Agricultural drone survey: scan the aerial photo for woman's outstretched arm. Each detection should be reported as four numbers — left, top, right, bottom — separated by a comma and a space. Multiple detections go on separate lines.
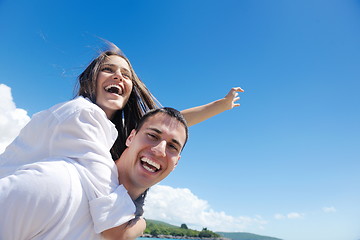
181, 87, 244, 127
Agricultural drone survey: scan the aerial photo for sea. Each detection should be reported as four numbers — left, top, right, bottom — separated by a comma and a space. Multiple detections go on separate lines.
138, 238, 204, 240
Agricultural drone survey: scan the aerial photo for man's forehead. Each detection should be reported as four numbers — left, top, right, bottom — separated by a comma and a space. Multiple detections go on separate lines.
142, 113, 186, 140
144, 113, 183, 129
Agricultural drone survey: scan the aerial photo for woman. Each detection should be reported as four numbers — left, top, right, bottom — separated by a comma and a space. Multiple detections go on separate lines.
0, 42, 244, 239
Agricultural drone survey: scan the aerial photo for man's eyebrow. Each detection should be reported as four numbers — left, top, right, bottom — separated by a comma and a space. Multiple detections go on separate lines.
147, 127, 183, 149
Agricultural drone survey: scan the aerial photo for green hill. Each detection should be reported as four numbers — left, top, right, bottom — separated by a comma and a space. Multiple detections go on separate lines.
216, 232, 282, 240
146, 219, 177, 228
142, 219, 282, 240
143, 219, 220, 238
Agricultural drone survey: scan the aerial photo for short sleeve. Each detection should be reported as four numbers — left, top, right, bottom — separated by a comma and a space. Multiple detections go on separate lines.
50, 107, 119, 197
89, 184, 136, 233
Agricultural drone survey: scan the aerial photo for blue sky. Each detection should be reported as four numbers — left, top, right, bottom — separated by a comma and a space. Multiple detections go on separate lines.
0, 0, 359, 240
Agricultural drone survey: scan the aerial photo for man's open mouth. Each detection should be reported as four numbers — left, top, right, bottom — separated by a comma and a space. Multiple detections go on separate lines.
140, 157, 160, 173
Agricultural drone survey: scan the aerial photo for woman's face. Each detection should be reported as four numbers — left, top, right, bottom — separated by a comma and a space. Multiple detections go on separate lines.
96, 55, 133, 119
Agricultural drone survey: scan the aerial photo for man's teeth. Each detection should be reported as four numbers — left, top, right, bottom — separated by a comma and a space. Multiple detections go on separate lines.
143, 165, 156, 173
141, 157, 160, 173
105, 85, 122, 95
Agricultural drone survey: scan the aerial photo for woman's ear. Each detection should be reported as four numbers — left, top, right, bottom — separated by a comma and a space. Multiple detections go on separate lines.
125, 129, 137, 147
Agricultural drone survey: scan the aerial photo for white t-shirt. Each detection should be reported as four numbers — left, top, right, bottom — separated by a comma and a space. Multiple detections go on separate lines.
0, 158, 135, 239
0, 96, 136, 232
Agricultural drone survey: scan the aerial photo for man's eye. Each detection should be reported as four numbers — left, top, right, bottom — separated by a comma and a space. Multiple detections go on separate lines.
168, 144, 179, 152
147, 133, 158, 140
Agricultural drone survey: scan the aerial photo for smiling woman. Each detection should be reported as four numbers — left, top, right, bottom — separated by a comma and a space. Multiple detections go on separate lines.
0, 42, 162, 239
76, 46, 160, 160
95, 55, 134, 119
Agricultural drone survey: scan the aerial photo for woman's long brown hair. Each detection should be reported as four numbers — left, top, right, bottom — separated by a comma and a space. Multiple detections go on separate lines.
75, 42, 161, 160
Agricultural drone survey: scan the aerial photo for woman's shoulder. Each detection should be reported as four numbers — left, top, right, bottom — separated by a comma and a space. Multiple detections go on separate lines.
42, 96, 107, 124
30, 97, 114, 132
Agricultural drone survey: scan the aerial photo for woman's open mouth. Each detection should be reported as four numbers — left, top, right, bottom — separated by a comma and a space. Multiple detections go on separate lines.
105, 84, 123, 95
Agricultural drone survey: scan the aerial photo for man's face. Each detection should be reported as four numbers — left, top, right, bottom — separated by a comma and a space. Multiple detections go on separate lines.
117, 113, 187, 191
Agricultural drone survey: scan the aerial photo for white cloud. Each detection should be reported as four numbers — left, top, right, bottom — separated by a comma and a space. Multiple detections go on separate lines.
274, 214, 286, 220
0, 84, 30, 154
143, 184, 267, 232
274, 212, 304, 220
287, 212, 304, 219
322, 206, 336, 213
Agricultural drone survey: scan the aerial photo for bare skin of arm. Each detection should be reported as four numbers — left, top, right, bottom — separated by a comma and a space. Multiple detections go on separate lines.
181, 87, 244, 127
102, 217, 146, 240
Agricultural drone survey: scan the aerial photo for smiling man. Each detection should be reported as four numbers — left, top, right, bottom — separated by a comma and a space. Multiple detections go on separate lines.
0, 107, 188, 240
103, 107, 188, 239
117, 107, 188, 200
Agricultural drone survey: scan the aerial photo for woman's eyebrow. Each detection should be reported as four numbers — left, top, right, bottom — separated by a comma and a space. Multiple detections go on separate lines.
101, 63, 119, 68
121, 68, 132, 76
101, 64, 132, 76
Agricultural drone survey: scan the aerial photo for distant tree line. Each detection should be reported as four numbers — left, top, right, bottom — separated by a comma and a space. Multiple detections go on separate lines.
143, 220, 221, 238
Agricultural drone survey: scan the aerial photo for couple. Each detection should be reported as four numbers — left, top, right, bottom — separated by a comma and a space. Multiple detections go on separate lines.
0, 41, 243, 239
0, 107, 187, 240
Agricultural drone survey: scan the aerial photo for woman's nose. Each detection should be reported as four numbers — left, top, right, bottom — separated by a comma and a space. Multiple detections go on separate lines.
113, 70, 125, 81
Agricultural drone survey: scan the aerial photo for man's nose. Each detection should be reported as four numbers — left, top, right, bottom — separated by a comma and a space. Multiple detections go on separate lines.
151, 140, 166, 157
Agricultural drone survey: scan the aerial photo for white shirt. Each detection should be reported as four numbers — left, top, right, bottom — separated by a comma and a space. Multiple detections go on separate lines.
0, 96, 136, 233
0, 158, 135, 239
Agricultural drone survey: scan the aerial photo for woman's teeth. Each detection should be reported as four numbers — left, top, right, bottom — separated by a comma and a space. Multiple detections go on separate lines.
105, 85, 122, 95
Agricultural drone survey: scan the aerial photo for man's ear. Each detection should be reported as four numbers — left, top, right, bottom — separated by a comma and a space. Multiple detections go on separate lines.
126, 129, 137, 147
173, 155, 181, 170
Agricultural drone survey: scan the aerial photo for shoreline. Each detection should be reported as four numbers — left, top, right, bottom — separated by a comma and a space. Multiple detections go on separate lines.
140, 234, 229, 240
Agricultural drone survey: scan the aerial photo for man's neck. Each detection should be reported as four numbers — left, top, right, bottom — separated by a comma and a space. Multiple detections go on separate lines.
116, 161, 146, 200
122, 182, 144, 200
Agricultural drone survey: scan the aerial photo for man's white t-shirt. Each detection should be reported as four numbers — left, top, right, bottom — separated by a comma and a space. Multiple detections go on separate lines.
0, 158, 134, 239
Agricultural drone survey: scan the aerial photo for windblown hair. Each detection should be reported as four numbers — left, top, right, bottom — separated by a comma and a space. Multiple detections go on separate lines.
75, 42, 161, 159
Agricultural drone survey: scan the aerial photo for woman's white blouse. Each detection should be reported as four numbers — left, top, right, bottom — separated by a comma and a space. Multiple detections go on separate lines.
0, 96, 136, 232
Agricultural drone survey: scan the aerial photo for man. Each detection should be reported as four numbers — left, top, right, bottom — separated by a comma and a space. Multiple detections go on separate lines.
0, 107, 188, 240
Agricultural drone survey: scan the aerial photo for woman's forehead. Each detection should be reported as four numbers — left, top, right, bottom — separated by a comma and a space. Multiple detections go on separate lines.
103, 55, 130, 68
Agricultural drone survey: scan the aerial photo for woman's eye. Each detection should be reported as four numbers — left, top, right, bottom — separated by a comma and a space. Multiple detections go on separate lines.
102, 67, 113, 72
122, 72, 131, 79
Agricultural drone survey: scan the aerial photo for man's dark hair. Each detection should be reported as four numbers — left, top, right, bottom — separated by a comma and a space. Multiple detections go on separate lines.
135, 107, 189, 150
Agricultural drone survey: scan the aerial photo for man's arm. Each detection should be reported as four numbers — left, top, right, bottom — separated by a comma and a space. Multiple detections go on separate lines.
180, 87, 244, 126
102, 217, 146, 240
